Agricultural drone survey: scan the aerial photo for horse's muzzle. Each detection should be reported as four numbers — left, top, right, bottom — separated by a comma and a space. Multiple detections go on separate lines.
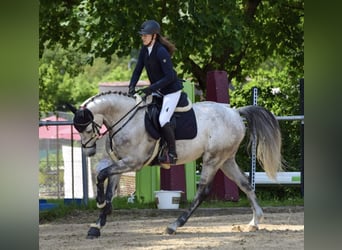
84, 145, 96, 157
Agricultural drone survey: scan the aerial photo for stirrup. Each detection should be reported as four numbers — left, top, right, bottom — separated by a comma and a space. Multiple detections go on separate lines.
168, 153, 178, 164
158, 152, 177, 165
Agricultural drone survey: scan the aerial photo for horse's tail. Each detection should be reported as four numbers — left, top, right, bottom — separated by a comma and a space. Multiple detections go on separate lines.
238, 105, 283, 180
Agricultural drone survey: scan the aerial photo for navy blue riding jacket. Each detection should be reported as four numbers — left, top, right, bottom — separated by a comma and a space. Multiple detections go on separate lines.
129, 41, 183, 95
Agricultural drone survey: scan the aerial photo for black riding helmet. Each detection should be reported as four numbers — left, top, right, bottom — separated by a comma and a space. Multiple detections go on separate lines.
138, 20, 160, 35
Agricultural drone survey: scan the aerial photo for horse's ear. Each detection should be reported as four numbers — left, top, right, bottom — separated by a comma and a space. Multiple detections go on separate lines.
65, 103, 78, 114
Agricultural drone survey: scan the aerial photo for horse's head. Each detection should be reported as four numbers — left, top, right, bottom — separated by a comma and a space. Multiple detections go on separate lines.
66, 92, 139, 156
67, 103, 103, 156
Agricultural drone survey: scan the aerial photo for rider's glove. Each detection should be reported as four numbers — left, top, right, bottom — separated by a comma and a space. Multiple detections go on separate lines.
139, 86, 152, 96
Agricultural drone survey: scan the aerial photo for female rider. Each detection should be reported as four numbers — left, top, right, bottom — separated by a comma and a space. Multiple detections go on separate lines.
128, 20, 183, 164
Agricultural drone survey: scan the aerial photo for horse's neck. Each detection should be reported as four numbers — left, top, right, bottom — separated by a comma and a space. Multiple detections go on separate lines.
86, 93, 136, 125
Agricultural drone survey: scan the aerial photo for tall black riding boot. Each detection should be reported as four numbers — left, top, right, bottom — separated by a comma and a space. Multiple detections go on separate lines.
161, 122, 177, 164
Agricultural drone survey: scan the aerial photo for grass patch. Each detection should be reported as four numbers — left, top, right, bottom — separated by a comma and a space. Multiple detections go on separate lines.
40, 185, 303, 222
181, 194, 303, 209
39, 192, 303, 223
39, 199, 92, 223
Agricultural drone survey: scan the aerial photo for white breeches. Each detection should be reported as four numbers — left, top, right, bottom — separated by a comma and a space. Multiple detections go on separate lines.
159, 90, 182, 127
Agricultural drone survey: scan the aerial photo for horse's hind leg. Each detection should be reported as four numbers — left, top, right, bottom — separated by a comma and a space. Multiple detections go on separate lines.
166, 161, 219, 234
220, 158, 263, 229
166, 183, 213, 235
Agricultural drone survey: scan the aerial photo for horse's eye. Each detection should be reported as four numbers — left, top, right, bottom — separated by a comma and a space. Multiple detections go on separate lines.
85, 129, 92, 134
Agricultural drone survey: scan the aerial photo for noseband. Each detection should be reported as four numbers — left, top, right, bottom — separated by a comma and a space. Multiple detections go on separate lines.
81, 121, 103, 148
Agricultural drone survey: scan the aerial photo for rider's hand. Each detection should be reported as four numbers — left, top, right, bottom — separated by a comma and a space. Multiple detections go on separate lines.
139, 86, 152, 96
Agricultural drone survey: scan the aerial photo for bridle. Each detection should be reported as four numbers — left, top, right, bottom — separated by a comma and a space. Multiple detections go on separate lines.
79, 98, 146, 149
80, 121, 103, 148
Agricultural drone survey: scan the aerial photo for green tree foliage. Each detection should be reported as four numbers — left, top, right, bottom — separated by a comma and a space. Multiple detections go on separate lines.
39, 44, 94, 116
39, 44, 149, 116
40, 0, 303, 92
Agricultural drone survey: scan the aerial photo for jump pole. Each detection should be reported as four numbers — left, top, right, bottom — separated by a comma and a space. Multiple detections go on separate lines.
250, 87, 258, 191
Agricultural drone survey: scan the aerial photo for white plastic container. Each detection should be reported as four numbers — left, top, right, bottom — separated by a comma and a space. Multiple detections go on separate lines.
154, 190, 183, 209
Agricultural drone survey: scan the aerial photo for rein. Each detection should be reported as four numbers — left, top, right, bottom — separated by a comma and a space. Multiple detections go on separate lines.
83, 98, 146, 149
107, 101, 146, 151
81, 121, 102, 148
104, 98, 145, 135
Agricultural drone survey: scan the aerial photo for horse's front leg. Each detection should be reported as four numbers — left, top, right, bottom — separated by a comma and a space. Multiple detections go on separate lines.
87, 174, 120, 239
99, 158, 142, 175
95, 173, 120, 208
95, 158, 140, 208
87, 201, 112, 239
95, 180, 106, 208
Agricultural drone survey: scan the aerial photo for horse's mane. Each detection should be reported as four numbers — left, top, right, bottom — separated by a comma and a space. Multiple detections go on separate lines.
82, 91, 136, 107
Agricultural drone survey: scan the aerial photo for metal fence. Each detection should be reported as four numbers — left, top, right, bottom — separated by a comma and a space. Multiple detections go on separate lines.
249, 83, 304, 198
39, 119, 136, 202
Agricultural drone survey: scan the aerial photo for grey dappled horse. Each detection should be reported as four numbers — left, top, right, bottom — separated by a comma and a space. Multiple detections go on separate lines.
68, 91, 283, 238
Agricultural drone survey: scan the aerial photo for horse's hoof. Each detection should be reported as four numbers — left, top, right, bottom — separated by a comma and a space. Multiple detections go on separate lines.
86, 235, 98, 239
87, 227, 101, 239
165, 226, 176, 235
247, 225, 259, 232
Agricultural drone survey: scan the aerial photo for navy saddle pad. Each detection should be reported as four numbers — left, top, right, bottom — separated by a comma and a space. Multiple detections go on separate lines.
144, 92, 197, 140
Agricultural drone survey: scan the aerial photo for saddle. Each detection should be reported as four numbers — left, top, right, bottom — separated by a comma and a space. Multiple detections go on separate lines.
144, 92, 197, 165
